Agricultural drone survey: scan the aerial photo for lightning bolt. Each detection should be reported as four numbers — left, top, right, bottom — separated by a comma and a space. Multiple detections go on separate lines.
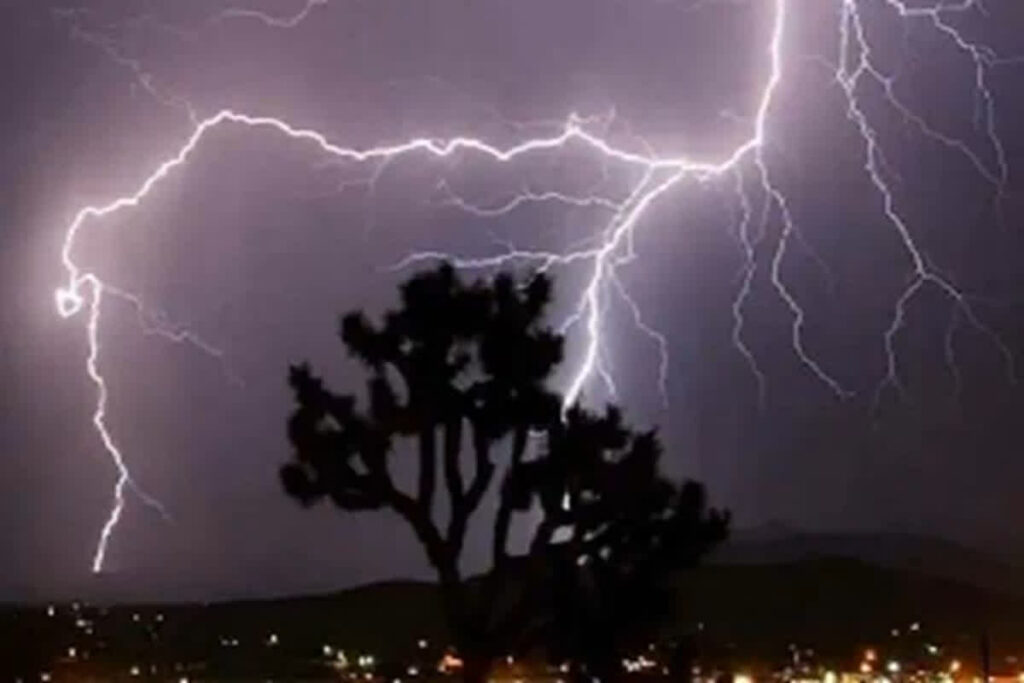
81, 277, 173, 572
52, 8, 197, 122
213, 0, 332, 29
55, 0, 1018, 571
835, 0, 1017, 407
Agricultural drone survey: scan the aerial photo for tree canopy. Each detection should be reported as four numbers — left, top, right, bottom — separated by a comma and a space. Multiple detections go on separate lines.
282, 263, 728, 681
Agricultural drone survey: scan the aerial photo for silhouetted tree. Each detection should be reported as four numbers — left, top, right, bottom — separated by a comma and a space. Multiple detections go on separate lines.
282, 264, 728, 682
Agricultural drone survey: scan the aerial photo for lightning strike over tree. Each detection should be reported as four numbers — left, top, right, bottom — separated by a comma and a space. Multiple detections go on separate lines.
54, 0, 1019, 571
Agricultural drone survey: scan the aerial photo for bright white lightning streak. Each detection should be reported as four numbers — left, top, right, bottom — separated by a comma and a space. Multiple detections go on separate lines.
82, 277, 172, 573
56, 41, 771, 570
731, 166, 767, 408
836, 0, 1016, 405
610, 270, 671, 408
56, 0, 1018, 570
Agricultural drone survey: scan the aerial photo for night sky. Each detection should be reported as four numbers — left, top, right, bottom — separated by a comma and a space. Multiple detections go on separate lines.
1, 0, 1023, 602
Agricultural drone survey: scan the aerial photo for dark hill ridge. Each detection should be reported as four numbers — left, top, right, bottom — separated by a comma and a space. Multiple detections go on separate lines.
712, 529, 1024, 598
5, 556, 1024, 677
0, 580, 447, 678
8, 530, 1020, 606
676, 556, 1024, 663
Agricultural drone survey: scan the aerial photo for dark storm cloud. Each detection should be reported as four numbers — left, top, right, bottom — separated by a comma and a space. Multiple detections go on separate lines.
0, 0, 1022, 601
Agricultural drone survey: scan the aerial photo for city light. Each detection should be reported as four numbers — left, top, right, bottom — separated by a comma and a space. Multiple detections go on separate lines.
438, 653, 464, 673
13, 610, 1024, 683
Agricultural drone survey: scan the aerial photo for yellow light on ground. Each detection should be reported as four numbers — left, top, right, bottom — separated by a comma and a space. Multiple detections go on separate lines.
861, 663, 873, 674
438, 653, 464, 674
735, 674, 754, 683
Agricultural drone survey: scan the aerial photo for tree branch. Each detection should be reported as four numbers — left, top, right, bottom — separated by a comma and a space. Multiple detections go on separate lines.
418, 426, 437, 517
446, 420, 495, 555
443, 415, 465, 509
491, 424, 528, 568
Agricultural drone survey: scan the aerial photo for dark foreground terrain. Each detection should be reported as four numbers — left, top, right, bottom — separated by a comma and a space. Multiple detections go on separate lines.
6, 535, 1024, 680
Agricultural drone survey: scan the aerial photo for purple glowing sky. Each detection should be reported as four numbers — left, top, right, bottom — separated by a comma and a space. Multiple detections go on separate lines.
0, 0, 1022, 600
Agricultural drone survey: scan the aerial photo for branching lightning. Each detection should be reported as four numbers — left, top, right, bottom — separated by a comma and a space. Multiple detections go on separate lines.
835, 0, 1017, 406
213, 0, 332, 29
54, 0, 1019, 571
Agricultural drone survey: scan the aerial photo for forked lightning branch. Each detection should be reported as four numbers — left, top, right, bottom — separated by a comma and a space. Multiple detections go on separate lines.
54, 0, 1017, 573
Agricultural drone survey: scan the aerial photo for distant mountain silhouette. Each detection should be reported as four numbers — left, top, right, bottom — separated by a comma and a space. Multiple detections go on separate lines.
8, 554, 1024, 677
8, 530, 1020, 608
676, 556, 1024, 664
713, 526, 1024, 598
